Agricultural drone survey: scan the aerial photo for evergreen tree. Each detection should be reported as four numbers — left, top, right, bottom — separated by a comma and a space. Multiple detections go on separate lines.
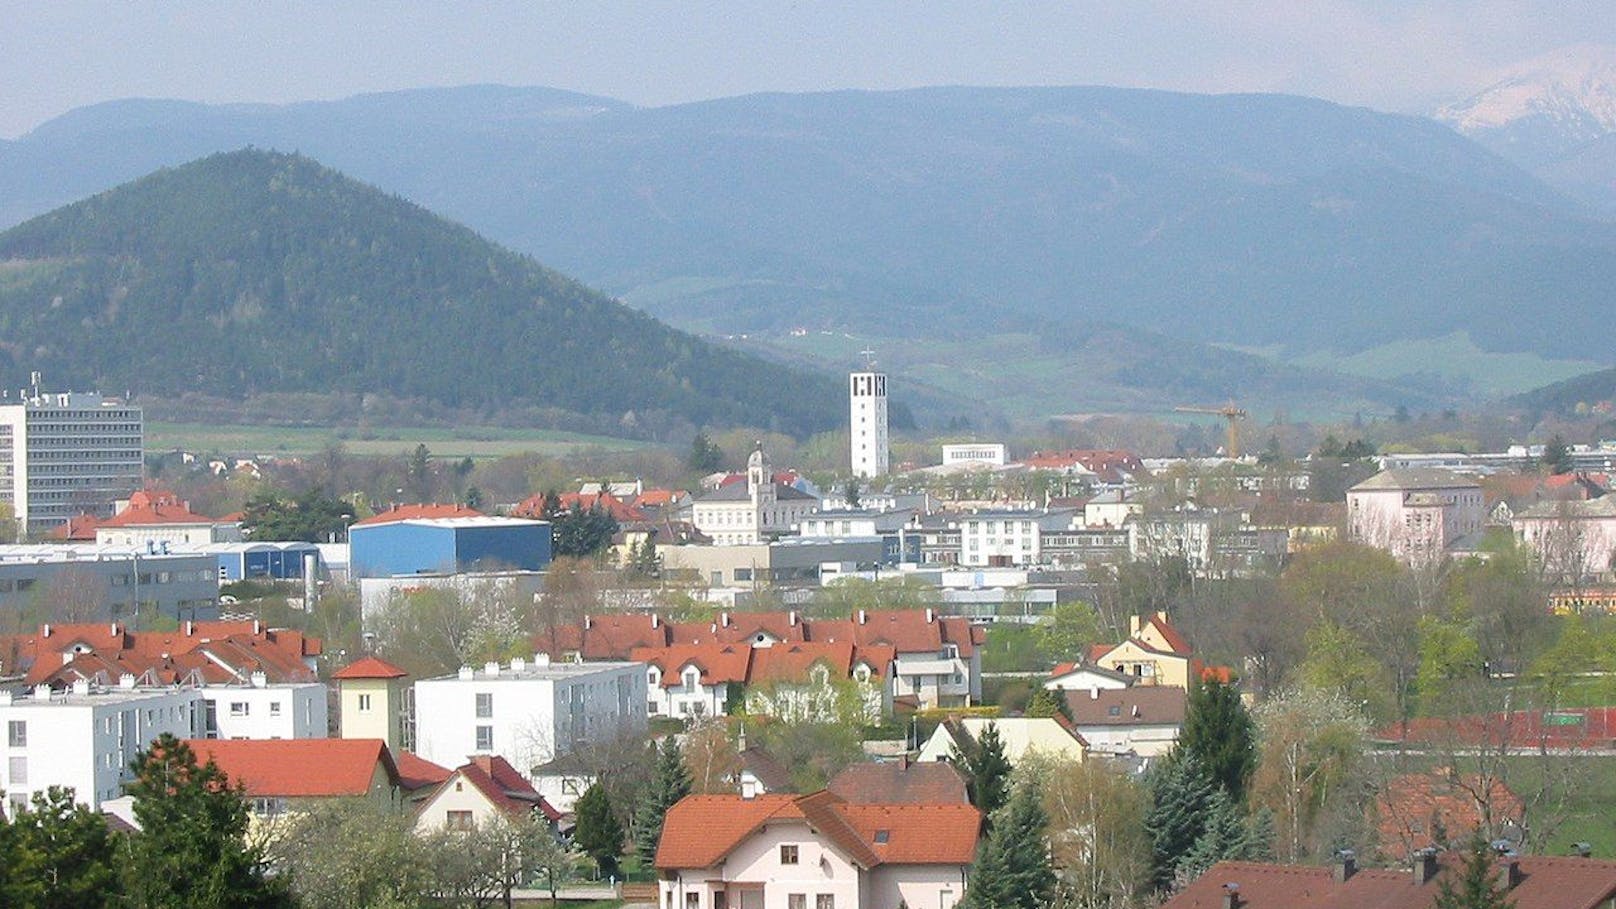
1179, 675, 1257, 802
1024, 687, 1066, 719
961, 779, 1055, 909
951, 722, 1013, 819
1542, 434, 1574, 476
551, 503, 620, 558
688, 431, 724, 474
124, 734, 292, 908
844, 476, 862, 508
574, 783, 625, 879
1434, 833, 1516, 909
635, 737, 693, 865
1144, 753, 1219, 891
1179, 788, 1273, 881
0, 786, 121, 909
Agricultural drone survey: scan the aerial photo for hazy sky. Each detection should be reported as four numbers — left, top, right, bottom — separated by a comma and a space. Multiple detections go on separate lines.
2, 1, 1612, 139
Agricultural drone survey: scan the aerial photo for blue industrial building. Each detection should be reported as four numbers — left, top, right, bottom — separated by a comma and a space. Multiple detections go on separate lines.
348, 517, 552, 579
205, 542, 324, 582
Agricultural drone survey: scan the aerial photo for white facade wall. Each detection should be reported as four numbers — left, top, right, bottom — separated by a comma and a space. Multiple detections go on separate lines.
0, 685, 204, 811
868, 864, 967, 909
958, 515, 1042, 567
1517, 513, 1616, 581
850, 371, 889, 479
96, 522, 243, 548
941, 444, 1006, 467
0, 390, 143, 537
663, 819, 863, 909
1347, 485, 1485, 564
1043, 669, 1133, 692
1074, 722, 1180, 758
412, 660, 646, 776
646, 664, 732, 719
412, 771, 508, 833
203, 682, 328, 740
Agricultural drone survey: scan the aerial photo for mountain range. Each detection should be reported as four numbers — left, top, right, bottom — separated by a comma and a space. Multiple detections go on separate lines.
2, 84, 1614, 420
0, 149, 845, 437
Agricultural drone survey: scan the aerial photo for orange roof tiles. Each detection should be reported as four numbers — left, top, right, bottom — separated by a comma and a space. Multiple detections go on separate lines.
187, 739, 398, 798
352, 503, 485, 526
827, 761, 969, 805
655, 790, 981, 871
4, 621, 320, 687
395, 752, 452, 792
631, 644, 752, 688
454, 755, 561, 821
97, 489, 216, 527
1375, 771, 1524, 855
332, 655, 409, 680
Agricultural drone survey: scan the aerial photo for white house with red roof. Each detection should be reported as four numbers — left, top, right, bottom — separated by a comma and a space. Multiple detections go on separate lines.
691, 444, 821, 546
1084, 611, 1202, 690
412, 754, 561, 833
93, 489, 244, 548
657, 789, 980, 909
333, 655, 410, 754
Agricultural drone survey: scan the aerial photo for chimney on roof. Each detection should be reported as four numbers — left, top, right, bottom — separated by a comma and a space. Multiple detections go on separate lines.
484, 661, 500, 677
109, 622, 117, 636
185, 620, 194, 636
71, 678, 90, 697
534, 653, 551, 667
1413, 848, 1440, 885
721, 612, 730, 628
253, 620, 261, 635
858, 609, 867, 625
1333, 850, 1357, 883
511, 657, 526, 673
41, 623, 51, 637
250, 671, 267, 689
1574, 842, 1594, 858
925, 607, 934, 623
1090, 687, 1100, 700
1129, 615, 1143, 637
789, 611, 798, 626
584, 615, 592, 630
118, 673, 136, 689
458, 666, 474, 680
1220, 882, 1240, 909
651, 613, 660, 629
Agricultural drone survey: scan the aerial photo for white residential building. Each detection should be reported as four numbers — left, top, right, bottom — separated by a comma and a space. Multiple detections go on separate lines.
850, 371, 889, 478
201, 679, 328, 740
0, 378, 143, 538
1347, 468, 1485, 564
411, 657, 646, 777
0, 682, 204, 811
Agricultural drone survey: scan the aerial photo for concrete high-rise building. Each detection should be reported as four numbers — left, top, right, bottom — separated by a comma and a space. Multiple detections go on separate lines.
849, 370, 889, 478
0, 375, 143, 538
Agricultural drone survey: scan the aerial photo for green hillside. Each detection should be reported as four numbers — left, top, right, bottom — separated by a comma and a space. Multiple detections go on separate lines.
0, 150, 844, 436
1508, 366, 1616, 417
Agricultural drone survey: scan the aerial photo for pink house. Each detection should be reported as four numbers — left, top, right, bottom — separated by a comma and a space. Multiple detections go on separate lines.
1515, 497, 1616, 582
1347, 469, 1484, 564
655, 790, 980, 909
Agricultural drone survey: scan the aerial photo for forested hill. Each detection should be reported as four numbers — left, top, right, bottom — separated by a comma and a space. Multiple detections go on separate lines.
0, 150, 844, 436
1508, 366, 1616, 417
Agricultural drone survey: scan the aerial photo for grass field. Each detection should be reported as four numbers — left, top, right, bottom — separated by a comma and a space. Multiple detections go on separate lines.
1506, 754, 1616, 857
146, 422, 656, 460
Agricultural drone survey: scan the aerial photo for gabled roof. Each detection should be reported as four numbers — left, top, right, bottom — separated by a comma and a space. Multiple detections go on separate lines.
186, 739, 399, 798
332, 655, 409, 680
748, 641, 855, 683
827, 760, 969, 805
655, 790, 980, 871
442, 755, 561, 822
5, 621, 321, 687
739, 745, 794, 792
352, 503, 485, 526
631, 644, 752, 688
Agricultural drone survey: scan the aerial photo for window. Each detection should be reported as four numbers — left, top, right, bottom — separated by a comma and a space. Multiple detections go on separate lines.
446, 810, 474, 831
475, 725, 493, 751
1108, 705, 1121, 716
873, 829, 890, 844
357, 693, 372, 711
269, 702, 282, 717
8, 756, 26, 785
685, 894, 701, 909
476, 693, 493, 718
788, 896, 806, 909
713, 893, 727, 909
7, 721, 24, 747
229, 702, 249, 717
817, 896, 835, 909
780, 844, 800, 864
252, 797, 285, 817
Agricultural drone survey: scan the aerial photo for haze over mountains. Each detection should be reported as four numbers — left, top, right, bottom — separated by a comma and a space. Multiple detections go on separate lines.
0, 150, 845, 437
1, 82, 1613, 421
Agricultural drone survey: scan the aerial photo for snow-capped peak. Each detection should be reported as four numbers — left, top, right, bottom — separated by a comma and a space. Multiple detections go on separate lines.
1438, 44, 1616, 139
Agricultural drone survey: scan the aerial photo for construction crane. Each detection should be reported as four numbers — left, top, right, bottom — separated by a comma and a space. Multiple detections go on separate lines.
1174, 402, 1249, 458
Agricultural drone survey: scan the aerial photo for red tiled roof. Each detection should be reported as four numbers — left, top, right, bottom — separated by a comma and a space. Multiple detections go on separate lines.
748, 641, 856, 683
1166, 855, 1616, 909
655, 790, 980, 871
352, 503, 485, 526
631, 644, 752, 688
827, 761, 969, 805
454, 755, 561, 822
332, 655, 409, 680
1375, 771, 1525, 855
1142, 612, 1194, 656
395, 751, 452, 792
186, 739, 398, 798
633, 489, 685, 508
4, 621, 320, 687
98, 489, 215, 527
539, 609, 979, 663
47, 512, 102, 540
